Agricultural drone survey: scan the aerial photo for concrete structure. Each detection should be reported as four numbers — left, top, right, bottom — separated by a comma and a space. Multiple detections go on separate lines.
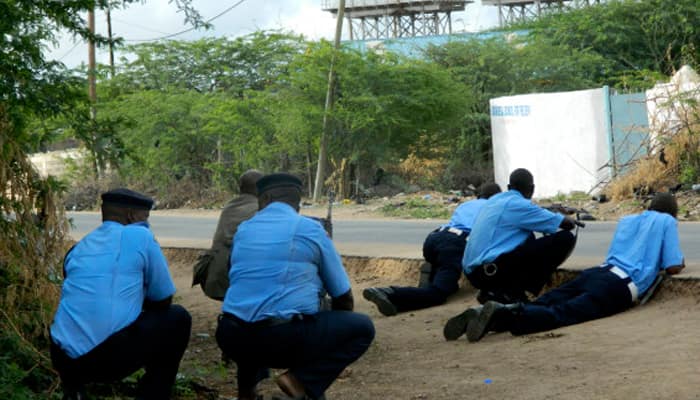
29, 149, 86, 178
490, 86, 650, 198
322, 0, 470, 40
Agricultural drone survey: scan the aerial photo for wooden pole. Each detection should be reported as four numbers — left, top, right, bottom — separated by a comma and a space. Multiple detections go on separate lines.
106, 7, 115, 78
313, 0, 345, 202
87, 8, 97, 113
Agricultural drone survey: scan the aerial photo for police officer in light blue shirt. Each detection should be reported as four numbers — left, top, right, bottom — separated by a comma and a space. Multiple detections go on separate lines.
461, 168, 577, 306
448, 192, 685, 343
362, 183, 501, 316
50, 189, 191, 400
216, 173, 375, 400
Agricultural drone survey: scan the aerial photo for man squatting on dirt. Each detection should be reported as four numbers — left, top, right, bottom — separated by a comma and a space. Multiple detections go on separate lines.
50, 189, 192, 400
216, 173, 375, 400
444, 192, 685, 342
192, 169, 263, 301
363, 182, 502, 316
460, 168, 578, 306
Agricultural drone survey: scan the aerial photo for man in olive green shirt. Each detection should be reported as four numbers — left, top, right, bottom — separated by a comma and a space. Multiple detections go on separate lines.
192, 170, 263, 300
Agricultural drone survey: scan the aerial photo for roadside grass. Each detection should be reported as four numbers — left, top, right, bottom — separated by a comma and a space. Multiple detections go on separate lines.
380, 197, 451, 219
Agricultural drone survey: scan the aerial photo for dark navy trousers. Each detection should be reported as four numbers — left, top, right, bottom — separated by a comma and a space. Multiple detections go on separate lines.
387, 229, 467, 312
510, 266, 635, 335
50, 305, 192, 400
216, 310, 375, 400
467, 230, 576, 297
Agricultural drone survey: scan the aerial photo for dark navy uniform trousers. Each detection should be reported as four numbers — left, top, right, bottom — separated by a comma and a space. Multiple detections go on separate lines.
216, 310, 375, 400
509, 265, 635, 335
387, 229, 467, 312
467, 230, 576, 298
50, 305, 192, 400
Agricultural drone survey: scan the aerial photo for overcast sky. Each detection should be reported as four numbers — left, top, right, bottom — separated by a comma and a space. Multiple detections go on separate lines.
48, 0, 498, 68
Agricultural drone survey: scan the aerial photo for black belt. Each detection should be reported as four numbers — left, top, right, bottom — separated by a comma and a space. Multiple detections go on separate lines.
220, 312, 302, 328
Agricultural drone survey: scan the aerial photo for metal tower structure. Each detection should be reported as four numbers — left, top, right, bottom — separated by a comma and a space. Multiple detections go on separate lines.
482, 0, 602, 26
321, 0, 471, 41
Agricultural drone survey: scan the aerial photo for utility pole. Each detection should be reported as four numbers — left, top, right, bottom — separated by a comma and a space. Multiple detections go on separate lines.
88, 8, 97, 113
106, 7, 116, 78
87, 8, 99, 178
313, 0, 345, 202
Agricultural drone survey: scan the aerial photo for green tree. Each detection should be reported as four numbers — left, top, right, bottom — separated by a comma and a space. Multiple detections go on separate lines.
278, 43, 471, 196
424, 36, 609, 187
0, 1, 204, 395
517, 0, 700, 88
114, 32, 306, 95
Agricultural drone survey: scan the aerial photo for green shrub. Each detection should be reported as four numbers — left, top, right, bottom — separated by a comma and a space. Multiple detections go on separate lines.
381, 197, 451, 219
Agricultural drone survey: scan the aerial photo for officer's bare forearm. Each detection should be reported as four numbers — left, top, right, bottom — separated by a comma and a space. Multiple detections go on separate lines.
143, 296, 173, 311
331, 290, 354, 311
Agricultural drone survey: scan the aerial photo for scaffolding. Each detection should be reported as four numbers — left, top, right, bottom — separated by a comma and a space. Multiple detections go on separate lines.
321, 0, 471, 40
481, 0, 603, 26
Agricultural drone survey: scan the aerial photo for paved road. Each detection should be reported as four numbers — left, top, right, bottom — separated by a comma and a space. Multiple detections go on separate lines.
67, 212, 700, 277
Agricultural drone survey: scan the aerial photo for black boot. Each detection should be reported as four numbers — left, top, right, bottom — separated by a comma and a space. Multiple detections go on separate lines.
417, 262, 433, 288
466, 301, 522, 342
443, 305, 483, 341
362, 287, 398, 316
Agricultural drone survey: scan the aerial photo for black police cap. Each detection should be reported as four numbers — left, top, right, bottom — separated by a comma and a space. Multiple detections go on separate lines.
101, 188, 154, 210
256, 173, 303, 194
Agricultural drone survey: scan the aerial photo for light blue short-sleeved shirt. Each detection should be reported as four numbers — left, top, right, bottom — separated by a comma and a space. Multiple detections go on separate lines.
463, 190, 564, 274
51, 221, 176, 358
442, 198, 488, 232
222, 202, 351, 322
605, 210, 684, 294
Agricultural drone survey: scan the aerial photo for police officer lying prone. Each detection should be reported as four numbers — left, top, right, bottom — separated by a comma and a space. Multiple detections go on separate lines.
215, 173, 375, 400
363, 183, 502, 316
444, 192, 685, 342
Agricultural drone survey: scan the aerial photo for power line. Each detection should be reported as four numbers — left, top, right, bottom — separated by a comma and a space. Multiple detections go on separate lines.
112, 16, 172, 35
125, 0, 249, 42
58, 40, 83, 61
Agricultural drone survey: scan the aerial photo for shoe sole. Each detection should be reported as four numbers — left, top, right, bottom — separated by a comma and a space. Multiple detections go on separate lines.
443, 308, 479, 341
466, 301, 500, 342
362, 289, 398, 316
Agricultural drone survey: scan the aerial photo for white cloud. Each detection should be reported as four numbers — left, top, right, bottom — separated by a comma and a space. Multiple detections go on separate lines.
46, 0, 498, 68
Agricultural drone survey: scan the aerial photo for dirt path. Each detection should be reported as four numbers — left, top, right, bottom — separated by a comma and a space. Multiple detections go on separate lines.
164, 249, 700, 400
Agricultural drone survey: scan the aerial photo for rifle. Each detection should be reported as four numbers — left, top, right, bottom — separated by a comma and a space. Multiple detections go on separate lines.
544, 204, 587, 265
324, 190, 335, 239
639, 272, 666, 306
309, 190, 334, 238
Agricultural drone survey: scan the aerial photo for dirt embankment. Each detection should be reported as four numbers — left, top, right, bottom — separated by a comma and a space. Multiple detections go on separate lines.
164, 248, 700, 400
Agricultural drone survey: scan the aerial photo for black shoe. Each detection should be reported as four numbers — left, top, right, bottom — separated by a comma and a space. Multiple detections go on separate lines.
362, 287, 398, 316
466, 301, 506, 342
443, 306, 482, 341
417, 262, 433, 288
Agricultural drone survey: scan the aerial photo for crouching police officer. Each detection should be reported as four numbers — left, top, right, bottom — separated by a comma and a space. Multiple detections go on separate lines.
460, 168, 577, 307
50, 189, 192, 400
216, 173, 375, 400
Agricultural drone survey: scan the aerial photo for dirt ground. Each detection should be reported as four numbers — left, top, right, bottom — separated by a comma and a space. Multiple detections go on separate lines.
163, 248, 700, 400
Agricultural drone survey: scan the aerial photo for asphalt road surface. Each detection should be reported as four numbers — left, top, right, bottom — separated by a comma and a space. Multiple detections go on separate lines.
67, 212, 700, 277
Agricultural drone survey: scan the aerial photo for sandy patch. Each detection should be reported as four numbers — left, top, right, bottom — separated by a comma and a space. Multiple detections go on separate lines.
163, 248, 700, 400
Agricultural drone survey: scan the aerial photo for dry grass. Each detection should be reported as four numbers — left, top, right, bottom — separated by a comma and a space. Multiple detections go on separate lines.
1, 105, 70, 392
396, 152, 446, 186
606, 97, 700, 200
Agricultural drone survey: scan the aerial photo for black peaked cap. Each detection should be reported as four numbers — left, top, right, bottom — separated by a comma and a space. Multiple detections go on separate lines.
101, 188, 154, 210
256, 173, 303, 194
